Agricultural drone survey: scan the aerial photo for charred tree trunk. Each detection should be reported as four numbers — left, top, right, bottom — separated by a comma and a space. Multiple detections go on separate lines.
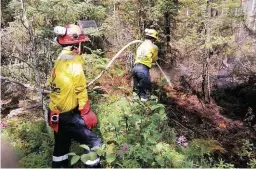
165, 12, 171, 44
137, 0, 145, 39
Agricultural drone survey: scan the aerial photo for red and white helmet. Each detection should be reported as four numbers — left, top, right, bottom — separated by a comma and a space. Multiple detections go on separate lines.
54, 24, 89, 45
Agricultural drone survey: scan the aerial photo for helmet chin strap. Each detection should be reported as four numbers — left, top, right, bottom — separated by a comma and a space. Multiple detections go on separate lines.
78, 42, 81, 54
68, 43, 81, 55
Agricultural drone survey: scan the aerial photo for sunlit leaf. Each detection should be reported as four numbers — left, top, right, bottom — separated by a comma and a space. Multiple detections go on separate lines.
80, 144, 90, 151
155, 143, 164, 153
151, 104, 165, 111
148, 137, 157, 144
81, 154, 90, 164
91, 146, 104, 156
95, 65, 106, 70
89, 152, 97, 161
67, 152, 76, 156
106, 154, 116, 163
110, 117, 120, 127
116, 69, 124, 76
159, 108, 165, 114
71, 155, 80, 165
155, 156, 165, 166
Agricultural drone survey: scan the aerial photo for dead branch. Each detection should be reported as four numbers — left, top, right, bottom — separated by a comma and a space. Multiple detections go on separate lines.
0, 76, 50, 94
10, 55, 35, 69
169, 118, 196, 135
7, 103, 42, 118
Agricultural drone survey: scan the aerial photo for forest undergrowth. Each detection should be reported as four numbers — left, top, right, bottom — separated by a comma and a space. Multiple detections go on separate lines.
1, 0, 256, 168
1, 53, 256, 168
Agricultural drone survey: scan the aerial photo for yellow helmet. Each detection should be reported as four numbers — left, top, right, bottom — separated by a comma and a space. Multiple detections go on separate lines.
145, 28, 158, 40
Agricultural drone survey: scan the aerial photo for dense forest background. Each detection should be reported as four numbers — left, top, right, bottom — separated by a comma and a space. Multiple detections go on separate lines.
1, 0, 256, 168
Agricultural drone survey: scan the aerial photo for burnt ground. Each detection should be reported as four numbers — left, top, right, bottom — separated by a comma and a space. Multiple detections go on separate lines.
152, 82, 256, 167
211, 82, 256, 123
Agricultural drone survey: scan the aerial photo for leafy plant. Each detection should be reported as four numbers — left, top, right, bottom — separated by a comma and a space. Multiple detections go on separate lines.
68, 144, 104, 166
92, 96, 191, 168
249, 158, 256, 168
184, 139, 225, 167
215, 159, 235, 168
238, 139, 254, 158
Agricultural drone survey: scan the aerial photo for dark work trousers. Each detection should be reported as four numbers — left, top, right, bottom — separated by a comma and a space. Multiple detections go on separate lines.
51, 108, 102, 168
132, 64, 151, 99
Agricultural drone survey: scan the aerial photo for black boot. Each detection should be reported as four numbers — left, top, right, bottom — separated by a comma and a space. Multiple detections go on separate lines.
52, 159, 69, 168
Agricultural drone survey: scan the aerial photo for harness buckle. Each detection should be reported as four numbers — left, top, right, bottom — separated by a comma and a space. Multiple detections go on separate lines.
51, 114, 59, 123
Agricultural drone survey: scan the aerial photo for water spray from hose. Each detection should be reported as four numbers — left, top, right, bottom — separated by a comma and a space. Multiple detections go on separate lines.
156, 62, 173, 88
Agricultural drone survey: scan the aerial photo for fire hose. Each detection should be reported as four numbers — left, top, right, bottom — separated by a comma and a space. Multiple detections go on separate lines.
87, 40, 173, 88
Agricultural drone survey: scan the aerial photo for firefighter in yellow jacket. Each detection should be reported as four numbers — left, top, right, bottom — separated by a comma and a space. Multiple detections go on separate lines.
48, 24, 101, 168
133, 28, 159, 101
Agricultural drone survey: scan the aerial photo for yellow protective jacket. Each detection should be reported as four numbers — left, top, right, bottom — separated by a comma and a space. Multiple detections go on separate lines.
49, 47, 88, 113
134, 39, 158, 68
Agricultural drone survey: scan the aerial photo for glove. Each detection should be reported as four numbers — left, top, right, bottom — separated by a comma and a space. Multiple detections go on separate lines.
80, 100, 98, 130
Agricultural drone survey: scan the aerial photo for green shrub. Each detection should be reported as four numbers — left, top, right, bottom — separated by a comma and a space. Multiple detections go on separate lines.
19, 151, 52, 168
184, 139, 225, 167
90, 96, 189, 168
215, 159, 235, 168
2, 119, 53, 168
249, 158, 256, 168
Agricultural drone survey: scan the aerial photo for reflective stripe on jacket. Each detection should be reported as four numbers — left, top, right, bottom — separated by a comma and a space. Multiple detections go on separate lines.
134, 39, 158, 68
49, 47, 88, 113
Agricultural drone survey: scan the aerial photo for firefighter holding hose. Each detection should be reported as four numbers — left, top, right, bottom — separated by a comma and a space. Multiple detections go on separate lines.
132, 28, 159, 101
48, 24, 101, 168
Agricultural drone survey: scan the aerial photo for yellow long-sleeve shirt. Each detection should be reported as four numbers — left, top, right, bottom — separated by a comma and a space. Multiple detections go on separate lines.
134, 39, 158, 68
49, 47, 88, 113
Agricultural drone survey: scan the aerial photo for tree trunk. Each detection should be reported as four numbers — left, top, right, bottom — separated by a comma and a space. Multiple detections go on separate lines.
202, 57, 210, 103
165, 12, 171, 44
137, 0, 145, 39
202, 0, 211, 104
20, 0, 51, 134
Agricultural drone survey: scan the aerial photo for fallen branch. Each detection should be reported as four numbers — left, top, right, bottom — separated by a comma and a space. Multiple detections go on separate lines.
7, 103, 42, 118
0, 76, 51, 94
23, 102, 42, 110
170, 118, 196, 135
